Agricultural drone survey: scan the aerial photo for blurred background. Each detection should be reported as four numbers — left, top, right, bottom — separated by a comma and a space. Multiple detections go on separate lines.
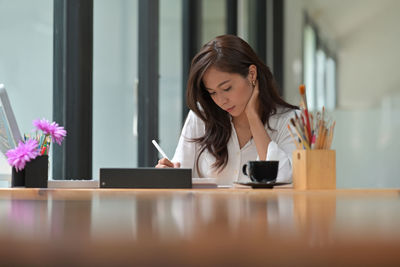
0, 0, 399, 188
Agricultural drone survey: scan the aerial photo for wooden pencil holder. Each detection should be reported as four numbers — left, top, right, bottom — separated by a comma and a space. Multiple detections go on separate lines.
292, 150, 336, 190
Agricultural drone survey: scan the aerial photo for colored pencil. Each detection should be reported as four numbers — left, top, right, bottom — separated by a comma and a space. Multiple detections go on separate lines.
299, 85, 312, 144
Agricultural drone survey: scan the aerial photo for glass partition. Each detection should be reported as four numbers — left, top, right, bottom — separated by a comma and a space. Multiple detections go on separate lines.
202, 0, 226, 44
0, 0, 53, 182
93, 0, 138, 179
158, 0, 183, 159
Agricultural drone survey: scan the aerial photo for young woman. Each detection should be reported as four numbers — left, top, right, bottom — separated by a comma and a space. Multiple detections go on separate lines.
156, 34, 298, 185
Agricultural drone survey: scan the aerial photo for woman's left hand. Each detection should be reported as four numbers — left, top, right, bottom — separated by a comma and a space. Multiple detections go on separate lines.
245, 80, 260, 119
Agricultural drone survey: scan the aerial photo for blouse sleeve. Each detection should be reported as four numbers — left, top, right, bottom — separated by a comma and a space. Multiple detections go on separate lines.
259, 110, 297, 183
172, 111, 203, 177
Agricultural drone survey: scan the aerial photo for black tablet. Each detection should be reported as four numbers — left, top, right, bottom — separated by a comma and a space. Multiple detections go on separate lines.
99, 168, 192, 188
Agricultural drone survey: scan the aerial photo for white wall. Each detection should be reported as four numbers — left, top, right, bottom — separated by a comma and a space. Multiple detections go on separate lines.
284, 0, 400, 188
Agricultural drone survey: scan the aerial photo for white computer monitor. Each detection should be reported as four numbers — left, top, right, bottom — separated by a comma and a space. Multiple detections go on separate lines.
0, 84, 22, 156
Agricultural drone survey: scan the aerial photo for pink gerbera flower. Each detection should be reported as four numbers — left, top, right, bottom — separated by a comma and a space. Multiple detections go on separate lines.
6, 139, 39, 172
33, 118, 67, 145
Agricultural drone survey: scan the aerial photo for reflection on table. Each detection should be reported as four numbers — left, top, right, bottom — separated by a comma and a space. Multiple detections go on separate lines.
0, 188, 400, 266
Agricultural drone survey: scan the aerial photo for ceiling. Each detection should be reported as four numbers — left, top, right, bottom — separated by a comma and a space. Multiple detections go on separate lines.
304, 0, 397, 41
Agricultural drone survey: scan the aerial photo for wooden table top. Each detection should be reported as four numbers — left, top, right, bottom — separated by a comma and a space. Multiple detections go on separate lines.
1, 188, 400, 266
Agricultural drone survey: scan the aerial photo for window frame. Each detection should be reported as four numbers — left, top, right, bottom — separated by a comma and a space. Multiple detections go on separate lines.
302, 13, 337, 111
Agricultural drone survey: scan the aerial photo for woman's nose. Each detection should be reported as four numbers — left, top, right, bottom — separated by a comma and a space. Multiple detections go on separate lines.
215, 93, 228, 106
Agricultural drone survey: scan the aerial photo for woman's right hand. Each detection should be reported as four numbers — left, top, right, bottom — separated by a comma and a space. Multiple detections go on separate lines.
155, 158, 181, 168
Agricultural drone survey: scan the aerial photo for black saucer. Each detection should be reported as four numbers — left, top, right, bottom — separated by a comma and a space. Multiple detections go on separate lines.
234, 182, 290, 189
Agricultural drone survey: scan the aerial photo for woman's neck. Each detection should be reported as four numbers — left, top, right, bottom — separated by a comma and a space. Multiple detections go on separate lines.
232, 112, 250, 129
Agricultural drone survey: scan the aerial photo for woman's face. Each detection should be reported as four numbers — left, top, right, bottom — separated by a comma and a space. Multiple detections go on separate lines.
202, 66, 253, 117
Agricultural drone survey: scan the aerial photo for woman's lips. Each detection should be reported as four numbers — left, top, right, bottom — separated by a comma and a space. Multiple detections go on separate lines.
226, 106, 235, 113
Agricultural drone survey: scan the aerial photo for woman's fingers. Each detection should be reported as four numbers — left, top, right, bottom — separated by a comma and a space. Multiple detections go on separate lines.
245, 80, 260, 117
159, 157, 173, 166
155, 157, 177, 168
156, 164, 170, 168
173, 162, 181, 168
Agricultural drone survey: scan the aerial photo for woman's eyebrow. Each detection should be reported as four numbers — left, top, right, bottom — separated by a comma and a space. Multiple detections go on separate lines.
206, 80, 230, 91
217, 80, 230, 87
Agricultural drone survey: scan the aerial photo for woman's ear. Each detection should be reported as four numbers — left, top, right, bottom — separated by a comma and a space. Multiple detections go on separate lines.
248, 64, 257, 82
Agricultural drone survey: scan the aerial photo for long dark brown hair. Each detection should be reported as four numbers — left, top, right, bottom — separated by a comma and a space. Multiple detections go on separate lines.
186, 34, 297, 173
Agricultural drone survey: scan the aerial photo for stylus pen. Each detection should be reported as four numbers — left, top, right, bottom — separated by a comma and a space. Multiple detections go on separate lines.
151, 140, 169, 160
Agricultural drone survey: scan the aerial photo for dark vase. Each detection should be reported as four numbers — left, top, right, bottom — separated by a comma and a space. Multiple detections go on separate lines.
25, 155, 49, 188
11, 168, 25, 187
11, 155, 49, 188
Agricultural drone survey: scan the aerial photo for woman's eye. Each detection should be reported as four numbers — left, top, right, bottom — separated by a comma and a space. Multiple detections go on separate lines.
223, 87, 231, 92
209, 92, 216, 96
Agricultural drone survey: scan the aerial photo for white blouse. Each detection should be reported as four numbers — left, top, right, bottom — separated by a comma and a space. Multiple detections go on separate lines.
172, 108, 297, 186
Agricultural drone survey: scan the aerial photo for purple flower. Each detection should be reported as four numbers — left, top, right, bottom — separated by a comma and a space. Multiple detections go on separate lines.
6, 139, 39, 172
33, 118, 67, 145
